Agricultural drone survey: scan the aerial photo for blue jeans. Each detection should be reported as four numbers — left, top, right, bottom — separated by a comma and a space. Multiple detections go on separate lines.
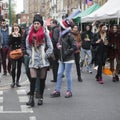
56, 62, 73, 92
80, 48, 92, 71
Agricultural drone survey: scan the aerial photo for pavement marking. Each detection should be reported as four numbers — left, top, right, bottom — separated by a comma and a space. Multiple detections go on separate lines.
0, 106, 3, 111
19, 96, 29, 102
0, 97, 3, 103
0, 91, 3, 95
17, 89, 27, 95
29, 116, 37, 120
0, 111, 33, 113
0, 105, 33, 114
21, 105, 33, 113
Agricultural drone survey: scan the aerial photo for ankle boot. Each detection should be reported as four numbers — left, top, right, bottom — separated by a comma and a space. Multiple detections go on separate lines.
78, 76, 83, 82
38, 98, 43, 105
26, 95, 35, 107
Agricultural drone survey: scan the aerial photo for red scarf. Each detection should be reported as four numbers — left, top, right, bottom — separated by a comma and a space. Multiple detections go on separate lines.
28, 25, 45, 46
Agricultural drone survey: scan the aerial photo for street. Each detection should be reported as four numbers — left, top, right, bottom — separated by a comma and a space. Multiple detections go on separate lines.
0, 64, 120, 120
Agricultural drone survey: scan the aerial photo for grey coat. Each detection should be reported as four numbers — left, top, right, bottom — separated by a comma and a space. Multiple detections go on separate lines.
26, 32, 53, 69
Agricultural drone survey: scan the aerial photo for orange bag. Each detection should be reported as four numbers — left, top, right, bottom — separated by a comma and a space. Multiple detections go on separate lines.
9, 48, 23, 60
102, 68, 112, 75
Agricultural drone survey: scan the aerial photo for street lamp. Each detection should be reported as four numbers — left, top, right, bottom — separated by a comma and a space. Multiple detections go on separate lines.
9, 0, 12, 26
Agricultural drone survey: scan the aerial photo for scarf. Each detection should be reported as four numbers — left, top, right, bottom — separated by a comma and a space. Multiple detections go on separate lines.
28, 26, 45, 47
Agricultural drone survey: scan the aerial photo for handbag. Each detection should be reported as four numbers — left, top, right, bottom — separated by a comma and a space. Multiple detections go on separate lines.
9, 48, 23, 60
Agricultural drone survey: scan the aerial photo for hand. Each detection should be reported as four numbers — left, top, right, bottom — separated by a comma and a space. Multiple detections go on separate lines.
57, 43, 62, 49
96, 39, 101, 43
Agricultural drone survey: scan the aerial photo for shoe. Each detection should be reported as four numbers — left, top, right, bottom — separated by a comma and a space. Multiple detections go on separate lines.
98, 78, 104, 84
112, 77, 116, 82
16, 83, 21, 87
26, 95, 35, 107
65, 90, 72, 98
78, 76, 83, 82
95, 75, 99, 81
35, 91, 40, 98
38, 98, 43, 105
11, 83, 15, 88
62, 74, 65, 78
89, 71, 92, 74
8, 71, 11, 75
3, 73, 7, 76
51, 80, 57, 82
27, 91, 31, 95
50, 90, 60, 98
115, 75, 119, 82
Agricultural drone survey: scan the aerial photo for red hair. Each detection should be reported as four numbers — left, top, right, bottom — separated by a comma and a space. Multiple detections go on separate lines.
28, 25, 45, 46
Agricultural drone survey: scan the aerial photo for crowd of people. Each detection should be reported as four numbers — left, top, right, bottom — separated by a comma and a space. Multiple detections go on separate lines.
0, 13, 120, 107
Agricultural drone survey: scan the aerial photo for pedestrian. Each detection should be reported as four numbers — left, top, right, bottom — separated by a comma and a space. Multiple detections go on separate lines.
80, 24, 93, 74
1, 19, 11, 75
71, 24, 83, 82
9, 23, 23, 88
93, 23, 109, 84
26, 14, 53, 107
21, 26, 32, 95
50, 19, 60, 82
0, 30, 2, 73
108, 24, 120, 82
50, 19, 77, 98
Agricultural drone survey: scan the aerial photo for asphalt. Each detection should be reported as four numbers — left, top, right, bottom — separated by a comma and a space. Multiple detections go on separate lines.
0, 64, 120, 120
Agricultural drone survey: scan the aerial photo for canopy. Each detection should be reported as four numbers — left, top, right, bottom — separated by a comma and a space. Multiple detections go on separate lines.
82, 0, 120, 23
73, 3, 100, 24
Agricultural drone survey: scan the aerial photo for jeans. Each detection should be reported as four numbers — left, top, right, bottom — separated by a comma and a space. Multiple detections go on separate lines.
56, 62, 73, 92
80, 48, 92, 71
1, 47, 11, 74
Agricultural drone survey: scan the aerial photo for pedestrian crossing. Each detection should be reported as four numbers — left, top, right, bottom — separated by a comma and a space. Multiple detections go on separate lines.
0, 88, 36, 120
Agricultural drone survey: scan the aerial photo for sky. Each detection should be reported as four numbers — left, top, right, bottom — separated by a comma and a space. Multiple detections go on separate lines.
15, 0, 23, 14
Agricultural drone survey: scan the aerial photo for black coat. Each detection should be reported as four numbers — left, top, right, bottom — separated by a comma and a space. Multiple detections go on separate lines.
59, 32, 77, 62
9, 34, 22, 50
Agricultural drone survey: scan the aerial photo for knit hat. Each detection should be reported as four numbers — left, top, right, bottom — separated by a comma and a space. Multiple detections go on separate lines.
60, 19, 74, 30
33, 14, 43, 26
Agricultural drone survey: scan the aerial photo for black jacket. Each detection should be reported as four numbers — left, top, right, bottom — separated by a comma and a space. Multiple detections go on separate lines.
51, 26, 60, 59
59, 32, 77, 62
9, 34, 22, 50
81, 31, 93, 50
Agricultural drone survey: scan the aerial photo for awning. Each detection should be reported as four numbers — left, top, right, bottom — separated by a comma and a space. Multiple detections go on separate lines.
73, 3, 100, 24
81, 0, 120, 23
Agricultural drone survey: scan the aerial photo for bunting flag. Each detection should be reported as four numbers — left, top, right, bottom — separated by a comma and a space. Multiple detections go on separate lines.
86, 0, 93, 6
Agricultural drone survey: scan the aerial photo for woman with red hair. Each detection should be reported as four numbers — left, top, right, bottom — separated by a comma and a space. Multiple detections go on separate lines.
26, 14, 53, 107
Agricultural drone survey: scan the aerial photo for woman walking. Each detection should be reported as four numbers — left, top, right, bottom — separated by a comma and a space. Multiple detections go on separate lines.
26, 14, 53, 107
71, 25, 83, 82
92, 23, 109, 84
9, 23, 23, 88
50, 20, 77, 98
108, 25, 120, 82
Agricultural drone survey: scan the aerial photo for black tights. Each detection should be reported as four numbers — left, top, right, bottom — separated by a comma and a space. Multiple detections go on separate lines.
30, 67, 47, 98
11, 58, 22, 83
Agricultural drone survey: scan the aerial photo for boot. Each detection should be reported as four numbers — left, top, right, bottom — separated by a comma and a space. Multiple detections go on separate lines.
11, 82, 15, 88
26, 95, 35, 107
78, 76, 83, 82
38, 98, 43, 105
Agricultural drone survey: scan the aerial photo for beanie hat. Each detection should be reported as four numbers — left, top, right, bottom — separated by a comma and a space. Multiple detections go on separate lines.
60, 19, 74, 30
33, 14, 44, 26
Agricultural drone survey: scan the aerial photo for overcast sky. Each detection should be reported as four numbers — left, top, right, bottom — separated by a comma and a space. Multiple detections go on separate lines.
15, 0, 23, 13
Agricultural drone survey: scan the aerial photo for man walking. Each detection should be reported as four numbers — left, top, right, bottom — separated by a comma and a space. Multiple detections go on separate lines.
1, 19, 11, 75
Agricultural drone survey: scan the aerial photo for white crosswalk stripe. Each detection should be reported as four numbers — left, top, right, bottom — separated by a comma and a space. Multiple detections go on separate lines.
19, 96, 29, 102
29, 116, 37, 120
0, 97, 3, 103
0, 91, 3, 95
